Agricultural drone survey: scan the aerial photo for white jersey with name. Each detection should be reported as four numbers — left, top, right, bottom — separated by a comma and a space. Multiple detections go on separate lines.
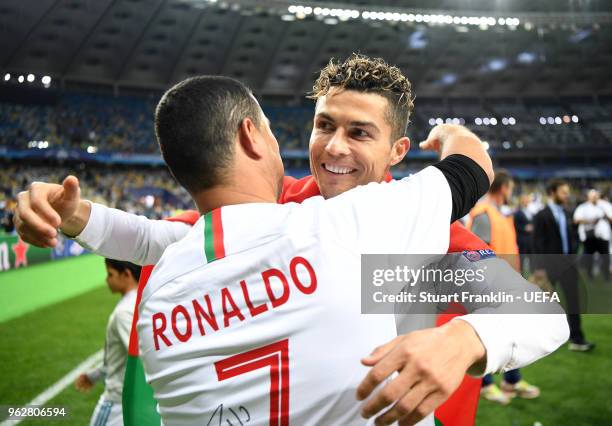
138, 166, 452, 426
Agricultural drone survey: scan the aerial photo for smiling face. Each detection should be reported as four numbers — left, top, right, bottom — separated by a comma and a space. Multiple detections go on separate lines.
309, 89, 409, 199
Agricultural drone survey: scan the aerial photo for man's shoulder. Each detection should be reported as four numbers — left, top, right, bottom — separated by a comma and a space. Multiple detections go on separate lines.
145, 220, 207, 293
534, 205, 551, 217
113, 291, 137, 319
280, 175, 320, 204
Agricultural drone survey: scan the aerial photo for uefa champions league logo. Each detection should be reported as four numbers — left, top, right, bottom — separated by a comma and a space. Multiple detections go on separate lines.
463, 250, 481, 262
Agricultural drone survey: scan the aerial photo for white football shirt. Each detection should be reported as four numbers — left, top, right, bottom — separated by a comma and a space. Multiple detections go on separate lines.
573, 200, 612, 241
137, 166, 452, 426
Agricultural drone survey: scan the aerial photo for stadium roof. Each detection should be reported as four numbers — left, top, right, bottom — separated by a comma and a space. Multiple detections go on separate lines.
318, 0, 612, 13
2, 0, 612, 97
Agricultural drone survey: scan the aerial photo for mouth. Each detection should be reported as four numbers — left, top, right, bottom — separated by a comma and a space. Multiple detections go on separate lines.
322, 163, 357, 175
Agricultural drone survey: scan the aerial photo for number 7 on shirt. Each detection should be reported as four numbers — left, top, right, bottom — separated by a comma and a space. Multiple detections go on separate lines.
215, 339, 290, 426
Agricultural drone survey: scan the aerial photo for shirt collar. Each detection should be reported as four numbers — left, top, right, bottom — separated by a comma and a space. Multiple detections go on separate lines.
548, 200, 562, 213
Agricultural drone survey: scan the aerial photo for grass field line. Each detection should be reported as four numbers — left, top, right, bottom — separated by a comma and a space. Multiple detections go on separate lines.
0, 350, 103, 426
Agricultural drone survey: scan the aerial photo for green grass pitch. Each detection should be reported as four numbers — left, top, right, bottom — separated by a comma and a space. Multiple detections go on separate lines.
0, 255, 610, 425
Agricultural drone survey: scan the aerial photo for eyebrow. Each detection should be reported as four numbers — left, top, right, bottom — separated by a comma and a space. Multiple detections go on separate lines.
315, 112, 381, 134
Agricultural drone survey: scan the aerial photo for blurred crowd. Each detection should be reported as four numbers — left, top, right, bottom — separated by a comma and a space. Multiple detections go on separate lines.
0, 96, 315, 154
0, 95, 157, 153
2, 162, 611, 237
3, 93, 610, 155
462, 171, 611, 405
0, 164, 193, 235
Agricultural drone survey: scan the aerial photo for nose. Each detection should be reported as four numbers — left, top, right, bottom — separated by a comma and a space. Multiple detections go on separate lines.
325, 130, 350, 157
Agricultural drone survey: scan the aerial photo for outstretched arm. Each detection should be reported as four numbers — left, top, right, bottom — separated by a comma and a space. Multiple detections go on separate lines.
357, 254, 569, 425
15, 176, 190, 265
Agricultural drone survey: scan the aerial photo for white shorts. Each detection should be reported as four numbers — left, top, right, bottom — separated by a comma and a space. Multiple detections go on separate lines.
89, 397, 123, 426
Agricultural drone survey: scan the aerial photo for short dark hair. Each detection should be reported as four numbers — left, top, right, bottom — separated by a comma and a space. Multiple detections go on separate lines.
489, 169, 513, 194
105, 258, 141, 282
155, 76, 262, 194
547, 179, 568, 195
309, 54, 414, 142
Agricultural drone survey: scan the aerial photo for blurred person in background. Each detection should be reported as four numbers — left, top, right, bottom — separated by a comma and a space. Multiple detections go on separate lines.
467, 170, 540, 404
514, 193, 535, 273
574, 189, 611, 281
533, 179, 594, 351
75, 258, 139, 426
1, 199, 17, 234
468, 170, 519, 272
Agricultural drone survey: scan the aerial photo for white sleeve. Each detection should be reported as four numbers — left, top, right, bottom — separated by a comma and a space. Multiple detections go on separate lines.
455, 314, 569, 376
323, 166, 452, 254
449, 256, 569, 376
602, 200, 612, 219
73, 202, 191, 265
86, 365, 105, 383
573, 205, 585, 221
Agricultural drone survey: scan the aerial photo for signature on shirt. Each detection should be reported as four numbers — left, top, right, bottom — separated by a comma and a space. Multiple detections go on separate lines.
206, 404, 251, 426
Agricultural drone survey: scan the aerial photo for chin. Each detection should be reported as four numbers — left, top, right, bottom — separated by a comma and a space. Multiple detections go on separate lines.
320, 182, 352, 199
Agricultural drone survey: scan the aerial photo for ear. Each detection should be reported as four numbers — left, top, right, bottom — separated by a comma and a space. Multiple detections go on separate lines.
237, 117, 263, 160
389, 136, 410, 166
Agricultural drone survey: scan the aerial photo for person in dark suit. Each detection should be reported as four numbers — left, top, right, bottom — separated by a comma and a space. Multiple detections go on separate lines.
533, 179, 594, 351
514, 193, 534, 273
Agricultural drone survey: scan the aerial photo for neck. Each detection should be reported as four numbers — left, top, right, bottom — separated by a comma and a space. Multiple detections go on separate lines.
485, 193, 503, 207
121, 284, 138, 296
192, 185, 277, 214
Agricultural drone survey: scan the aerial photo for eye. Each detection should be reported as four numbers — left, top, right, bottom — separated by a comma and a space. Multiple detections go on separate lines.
351, 128, 370, 139
317, 121, 333, 131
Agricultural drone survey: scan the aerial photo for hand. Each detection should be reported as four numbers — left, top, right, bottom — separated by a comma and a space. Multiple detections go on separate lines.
75, 374, 94, 393
356, 320, 485, 426
419, 124, 476, 155
14, 176, 90, 247
419, 124, 493, 184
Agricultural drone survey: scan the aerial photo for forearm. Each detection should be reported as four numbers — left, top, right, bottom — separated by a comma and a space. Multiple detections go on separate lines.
73, 202, 190, 265
455, 313, 569, 376
439, 126, 494, 184
434, 155, 490, 222
438, 319, 486, 374
58, 200, 91, 237
455, 258, 568, 374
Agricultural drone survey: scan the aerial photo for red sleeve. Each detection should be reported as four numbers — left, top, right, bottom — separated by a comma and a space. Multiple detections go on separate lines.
279, 175, 322, 204
437, 221, 486, 426
448, 221, 492, 253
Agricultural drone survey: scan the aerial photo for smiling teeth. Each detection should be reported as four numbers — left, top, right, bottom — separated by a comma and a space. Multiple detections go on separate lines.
325, 164, 354, 174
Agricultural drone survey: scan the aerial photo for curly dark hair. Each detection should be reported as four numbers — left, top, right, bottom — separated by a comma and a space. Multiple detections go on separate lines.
309, 53, 415, 141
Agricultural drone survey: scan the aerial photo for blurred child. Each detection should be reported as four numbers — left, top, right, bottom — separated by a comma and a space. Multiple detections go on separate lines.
75, 259, 139, 426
